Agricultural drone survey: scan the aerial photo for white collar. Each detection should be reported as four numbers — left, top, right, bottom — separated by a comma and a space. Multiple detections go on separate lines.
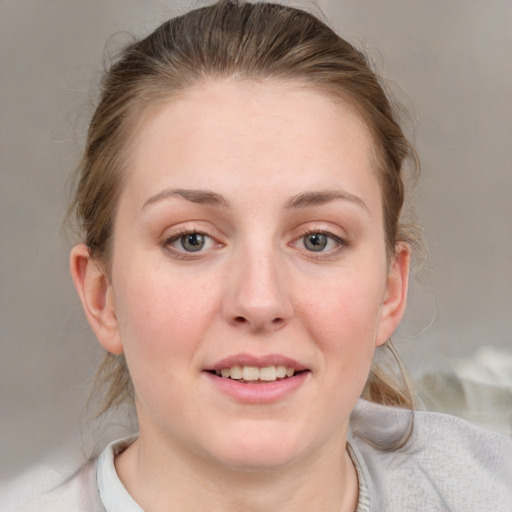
96, 435, 142, 512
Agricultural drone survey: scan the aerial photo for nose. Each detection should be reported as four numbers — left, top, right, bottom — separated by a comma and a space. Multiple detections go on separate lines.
222, 245, 293, 334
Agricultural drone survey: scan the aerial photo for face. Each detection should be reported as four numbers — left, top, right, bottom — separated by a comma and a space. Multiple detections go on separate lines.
78, 79, 409, 471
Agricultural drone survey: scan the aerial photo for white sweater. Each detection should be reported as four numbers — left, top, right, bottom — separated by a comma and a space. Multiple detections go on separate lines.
5, 400, 512, 512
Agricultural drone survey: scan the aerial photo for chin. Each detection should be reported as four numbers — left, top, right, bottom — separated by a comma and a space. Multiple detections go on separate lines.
201, 422, 312, 471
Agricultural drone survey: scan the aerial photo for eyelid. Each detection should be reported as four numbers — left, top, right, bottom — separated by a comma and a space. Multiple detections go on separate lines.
290, 226, 348, 258
167, 231, 215, 249
161, 225, 224, 259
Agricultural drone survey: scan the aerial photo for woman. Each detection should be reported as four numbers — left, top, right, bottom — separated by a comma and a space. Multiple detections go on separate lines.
18, 1, 512, 510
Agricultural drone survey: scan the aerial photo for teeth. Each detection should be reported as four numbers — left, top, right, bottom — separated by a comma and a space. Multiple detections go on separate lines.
215, 365, 297, 381
276, 365, 287, 378
230, 365, 243, 380
243, 366, 260, 380
259, 366, 277, 381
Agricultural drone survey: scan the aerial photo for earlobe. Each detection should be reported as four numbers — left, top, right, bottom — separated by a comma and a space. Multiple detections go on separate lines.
375, 242, 411, 347
69, 244, 124, 355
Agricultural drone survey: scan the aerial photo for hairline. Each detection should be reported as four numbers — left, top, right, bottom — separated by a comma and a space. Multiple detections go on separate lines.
98, 76, 393, 269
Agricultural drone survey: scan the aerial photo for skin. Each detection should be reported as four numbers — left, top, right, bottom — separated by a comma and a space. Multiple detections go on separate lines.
71, 79, 410, 512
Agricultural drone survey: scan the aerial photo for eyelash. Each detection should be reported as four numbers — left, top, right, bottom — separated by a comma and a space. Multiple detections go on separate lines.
162, 228, 220, 260
161, 228, 347, 260
292, 229, 347, 259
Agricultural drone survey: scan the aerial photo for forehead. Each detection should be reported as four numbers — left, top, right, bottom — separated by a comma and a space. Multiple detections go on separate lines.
125, 79, 380, 212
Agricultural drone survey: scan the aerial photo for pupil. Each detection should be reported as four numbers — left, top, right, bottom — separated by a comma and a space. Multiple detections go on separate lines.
182, 233, 204, 252
305, 233, 327, 251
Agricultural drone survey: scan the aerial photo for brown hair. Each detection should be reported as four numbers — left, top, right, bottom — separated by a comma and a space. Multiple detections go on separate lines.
70, 0, 423, 418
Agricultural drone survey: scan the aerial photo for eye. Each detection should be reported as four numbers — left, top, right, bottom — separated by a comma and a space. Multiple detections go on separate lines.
303, 233, 329, 252
294, 231, 345, 253
166, 232, 216, 253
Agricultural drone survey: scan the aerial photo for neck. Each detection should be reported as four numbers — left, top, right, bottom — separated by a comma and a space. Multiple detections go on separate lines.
115, 427, 358, 512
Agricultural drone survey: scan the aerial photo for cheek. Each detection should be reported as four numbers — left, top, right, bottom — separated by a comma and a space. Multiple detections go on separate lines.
112, 263, 220, 373
302, 269, 384, 330
298, 269, 385, 367
112, 268, 223, 428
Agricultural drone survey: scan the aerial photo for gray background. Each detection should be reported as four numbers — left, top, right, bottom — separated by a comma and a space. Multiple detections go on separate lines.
1, 0, 511, 480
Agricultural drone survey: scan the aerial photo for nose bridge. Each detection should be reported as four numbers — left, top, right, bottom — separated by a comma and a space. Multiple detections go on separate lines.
223, 234, 292, 332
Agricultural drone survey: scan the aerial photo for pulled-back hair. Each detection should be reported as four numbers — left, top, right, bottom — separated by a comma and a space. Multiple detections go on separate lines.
70, 0, 423, 419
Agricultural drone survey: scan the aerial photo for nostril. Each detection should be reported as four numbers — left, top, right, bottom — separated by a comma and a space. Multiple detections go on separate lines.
230, 315, 288, 330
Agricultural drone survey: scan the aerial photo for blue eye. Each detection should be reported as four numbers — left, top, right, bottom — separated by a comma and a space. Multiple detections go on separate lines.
179, 233, 206, 252
298, 231, 344, 253
167, 232, 215, 253
303, 233, 328, 251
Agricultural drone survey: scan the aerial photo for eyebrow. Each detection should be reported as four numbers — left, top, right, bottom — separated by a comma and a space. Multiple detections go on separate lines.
284, 190, 369, 213
142, 188, 230, 209
142, 187, 369, 213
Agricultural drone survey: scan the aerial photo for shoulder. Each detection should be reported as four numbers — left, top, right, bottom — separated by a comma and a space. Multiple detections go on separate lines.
2, 460, 103, 512
349, 399, 512, 512
2, 435, 139, 512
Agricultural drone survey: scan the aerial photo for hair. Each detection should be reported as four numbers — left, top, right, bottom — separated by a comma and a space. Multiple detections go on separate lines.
69, 0, 424, 421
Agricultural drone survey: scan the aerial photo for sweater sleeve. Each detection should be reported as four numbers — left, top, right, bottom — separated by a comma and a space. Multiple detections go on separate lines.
2, 461, 105, 512
349, 400, 512, 512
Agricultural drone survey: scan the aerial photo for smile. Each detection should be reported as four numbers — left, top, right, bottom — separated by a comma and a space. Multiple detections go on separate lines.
204, 354, 310, 401
214, 365, 297, 382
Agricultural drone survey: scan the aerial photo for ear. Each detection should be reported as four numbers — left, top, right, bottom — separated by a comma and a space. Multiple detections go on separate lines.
375, 242, 411, 347
70, 243, 123, 354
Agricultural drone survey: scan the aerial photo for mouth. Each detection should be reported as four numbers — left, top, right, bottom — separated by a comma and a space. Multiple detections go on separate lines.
207, 364, 306, 384
204, 355, 310, 402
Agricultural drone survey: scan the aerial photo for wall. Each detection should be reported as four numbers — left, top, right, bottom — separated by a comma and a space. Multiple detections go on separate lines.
1, 0, 511, 480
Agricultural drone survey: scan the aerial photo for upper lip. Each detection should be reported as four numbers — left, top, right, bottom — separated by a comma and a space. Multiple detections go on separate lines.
205, 353, 309, 372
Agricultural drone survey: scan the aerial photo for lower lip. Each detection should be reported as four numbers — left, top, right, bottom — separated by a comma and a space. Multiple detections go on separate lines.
204, 371, 309, 404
